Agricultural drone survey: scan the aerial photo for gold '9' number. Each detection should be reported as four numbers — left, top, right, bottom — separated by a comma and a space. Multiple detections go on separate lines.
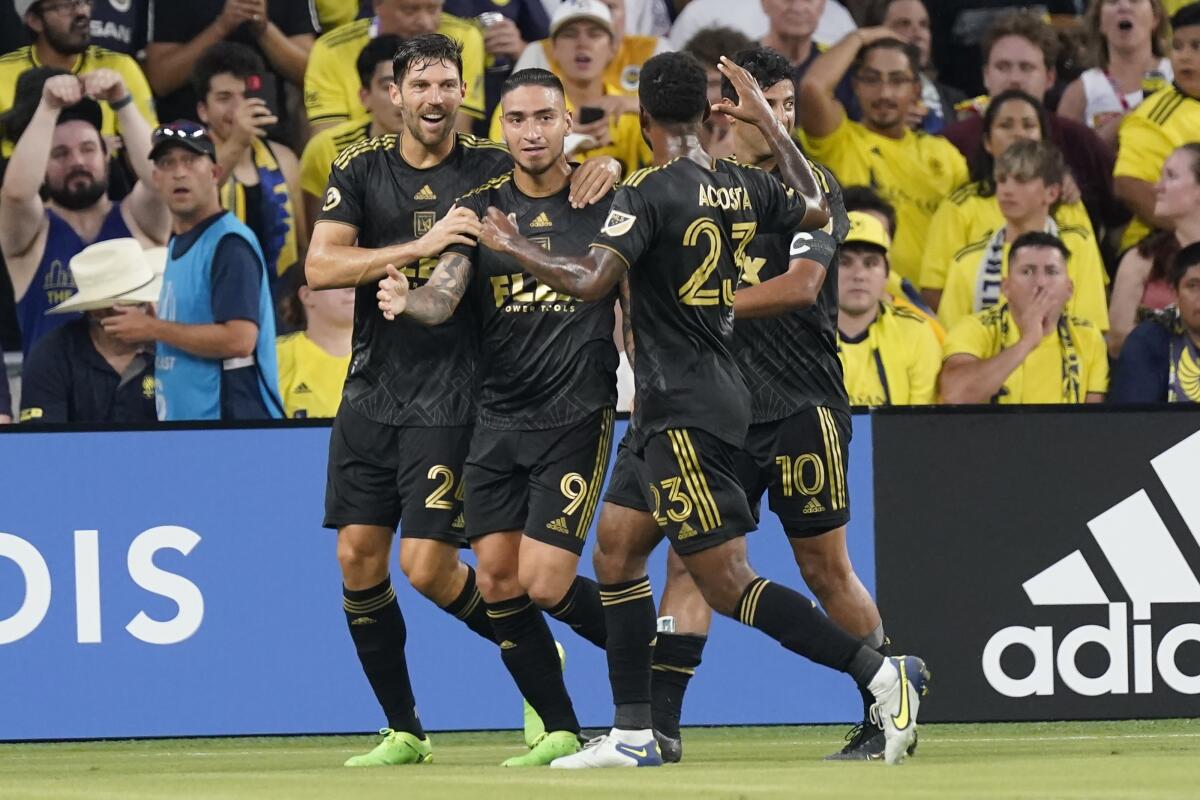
425, 465, 465, 510
560, 472, 588, 516
775, 454, 825, 497
678, 220, 757, 306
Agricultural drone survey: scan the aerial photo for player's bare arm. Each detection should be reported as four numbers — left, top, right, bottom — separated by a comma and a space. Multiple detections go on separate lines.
618, 274, 635, 369
308, 208, 481, 290
480, 207, 627, 301
713, 57, 829, 230
568, 157, 622, 209
377, 252, 474, 325
734, 258, 827, 319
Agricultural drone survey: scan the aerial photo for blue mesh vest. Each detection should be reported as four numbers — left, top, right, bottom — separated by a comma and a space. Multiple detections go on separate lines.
17, 204, 132, 357
155, 213, 283, 421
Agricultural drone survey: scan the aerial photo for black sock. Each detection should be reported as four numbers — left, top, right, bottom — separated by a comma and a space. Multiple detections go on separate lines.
736, 578, 882, 681
486, 595, 580, 734
343, 578, 424, 737
442, 565, 496, 643
545, 575, 607, 649
600, 577, 656, 730
651, 633, 706, 739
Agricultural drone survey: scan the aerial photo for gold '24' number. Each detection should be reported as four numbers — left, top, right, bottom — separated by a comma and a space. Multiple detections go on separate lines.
425, 465, 465, 510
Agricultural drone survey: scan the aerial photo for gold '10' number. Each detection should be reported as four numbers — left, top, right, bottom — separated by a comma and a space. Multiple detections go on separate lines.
678, 220, 757, 306
425, 465, 465, 509
775, 454, 825, 497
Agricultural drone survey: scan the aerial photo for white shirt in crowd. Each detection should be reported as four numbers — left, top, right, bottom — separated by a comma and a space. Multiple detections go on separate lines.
667, 0, 857, 50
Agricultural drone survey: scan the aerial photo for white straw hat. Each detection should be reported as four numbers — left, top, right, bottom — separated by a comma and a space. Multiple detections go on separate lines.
47, 239, 164, 315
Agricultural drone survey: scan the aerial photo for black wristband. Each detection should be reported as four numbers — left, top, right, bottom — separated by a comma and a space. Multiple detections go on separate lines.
109, 94, 134, 111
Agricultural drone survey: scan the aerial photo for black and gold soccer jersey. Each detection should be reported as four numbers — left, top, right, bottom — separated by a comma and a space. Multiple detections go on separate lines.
450, 172, 618, 430
318, 133, 512, 427
591, 157, 809, 450
733, 162, 851, 423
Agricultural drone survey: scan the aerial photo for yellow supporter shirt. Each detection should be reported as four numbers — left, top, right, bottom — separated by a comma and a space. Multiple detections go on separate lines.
538, 34, 665, 94
315, 0, 359, 32
488, 84, 650, 176
937, 224, 1110, 332
838, 302, 943, 406
943, 304, 1108, 403
0, 45, 157, 158
1114, 85, 1200, 251
276, 332, 350, 419
304, 16, 486, 126
300, 118, 373, 199
803, 119, 969, 284
919, 181, 1094, 291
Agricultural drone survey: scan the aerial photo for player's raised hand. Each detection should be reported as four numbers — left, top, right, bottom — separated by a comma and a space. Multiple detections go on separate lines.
569, 156, 621, 209
711, 56, 777, 132
480, 207, 521, 253
377, 264, 410, 320
417, 205, 482, 258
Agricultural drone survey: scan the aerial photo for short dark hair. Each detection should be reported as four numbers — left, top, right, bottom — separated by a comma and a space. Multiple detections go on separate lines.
1009, 231, 1071, 264
854, 38, 922, 79
393, 33, 464, 85
719, 47, 792, 105
1170, 241, 1200, 288
639, 52, 710, 126
1172, 2, 1200, 30
860, 0, 929, 26
501, 68, 565, 100
842, 185, 898, 238
983, 10, 1059, 71
358, 34, 402, 89
973, 89, 1050, 190
191, 42, 266, 100
682, 26, 754, 69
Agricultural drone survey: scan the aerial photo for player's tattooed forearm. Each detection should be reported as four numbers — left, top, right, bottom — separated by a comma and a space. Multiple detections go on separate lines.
406, 252, 473, 325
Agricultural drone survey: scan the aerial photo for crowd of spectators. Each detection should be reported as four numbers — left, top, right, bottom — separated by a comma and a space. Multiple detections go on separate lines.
1, 0, 1199, 425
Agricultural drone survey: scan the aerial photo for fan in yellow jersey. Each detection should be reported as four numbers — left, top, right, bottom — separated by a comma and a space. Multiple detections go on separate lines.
799, 26, 968, 284
1114, 4, 1200, 252
315, 0, 362, 32
299, 36, 406, 240
941, 232, 1108, 405
276, 280, 354, 419
919, 89, 1094, 308
837, 212, 942, 405
489, 0, 650, 175
303, 0, 486, 133
513, 0, 670, 113
938, 140, 1108, 334
0, 0, 156, 158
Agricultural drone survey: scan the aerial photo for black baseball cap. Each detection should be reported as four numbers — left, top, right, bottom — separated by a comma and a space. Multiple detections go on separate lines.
0, 67, 101, 142
148, 120, 217, 161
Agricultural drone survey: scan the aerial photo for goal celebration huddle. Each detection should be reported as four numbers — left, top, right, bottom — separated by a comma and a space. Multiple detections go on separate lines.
306, 32, 928, 770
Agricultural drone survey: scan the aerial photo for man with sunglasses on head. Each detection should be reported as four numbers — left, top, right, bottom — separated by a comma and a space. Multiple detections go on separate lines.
99, 121, 285, 422
0, 0, 156, 159
0, 66, 167, 357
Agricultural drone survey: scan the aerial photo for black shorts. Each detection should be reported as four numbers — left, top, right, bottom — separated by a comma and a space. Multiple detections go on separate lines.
464, 408, 616, 555
601, 431, 651, 512
323, 402, 470, 545
631, 427, 757, 556
738, 406, 851, 538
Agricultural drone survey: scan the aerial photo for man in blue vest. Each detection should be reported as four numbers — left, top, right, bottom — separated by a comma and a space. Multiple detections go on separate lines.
100, 120, 284, 420
0, 66, 168, 357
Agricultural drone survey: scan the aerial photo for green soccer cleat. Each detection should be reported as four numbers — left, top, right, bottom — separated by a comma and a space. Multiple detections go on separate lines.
502, 730, 581, 767
343, 729, 433, 767
522, 641, 567, 748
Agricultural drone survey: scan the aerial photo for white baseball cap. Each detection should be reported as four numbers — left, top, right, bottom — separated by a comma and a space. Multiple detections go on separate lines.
14, 1, 39, 18
550, 0, 614, 38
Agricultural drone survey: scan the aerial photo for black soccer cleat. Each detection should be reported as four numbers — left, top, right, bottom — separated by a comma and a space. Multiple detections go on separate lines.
653, 730, 682, 763
825, 723, 919, 761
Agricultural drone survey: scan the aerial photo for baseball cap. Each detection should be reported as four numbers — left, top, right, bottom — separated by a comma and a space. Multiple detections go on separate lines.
844, 211, 892, 253
0, 67, 101, 142
550, 0, 614, 38
14, 1, 38, 17
148, 120, 217, 161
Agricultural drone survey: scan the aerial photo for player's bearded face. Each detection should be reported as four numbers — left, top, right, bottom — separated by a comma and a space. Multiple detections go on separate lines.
393, 59, 464, 147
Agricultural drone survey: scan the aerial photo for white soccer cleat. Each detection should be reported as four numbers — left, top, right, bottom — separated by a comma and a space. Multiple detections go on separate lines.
868, 655, 930, 765
549, 729, 663, 769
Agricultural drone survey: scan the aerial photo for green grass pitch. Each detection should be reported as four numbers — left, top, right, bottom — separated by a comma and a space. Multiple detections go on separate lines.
2, 720, 1198, 799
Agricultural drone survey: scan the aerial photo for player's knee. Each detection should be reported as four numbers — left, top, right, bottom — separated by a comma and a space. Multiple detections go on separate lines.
337, 537, 389, 588
798, 555, 857, 603
592, 540, 640, 584
524, 571, 574, 609
475, 561, 521, 602
401, 557, 453, 600
688, 568, 748, 617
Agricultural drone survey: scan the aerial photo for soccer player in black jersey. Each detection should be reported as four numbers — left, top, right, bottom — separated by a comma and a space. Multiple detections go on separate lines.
649, 47, 900, 763
306, 35, 617, 767
376, 68, 618, 767
478, 51, 930, 769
